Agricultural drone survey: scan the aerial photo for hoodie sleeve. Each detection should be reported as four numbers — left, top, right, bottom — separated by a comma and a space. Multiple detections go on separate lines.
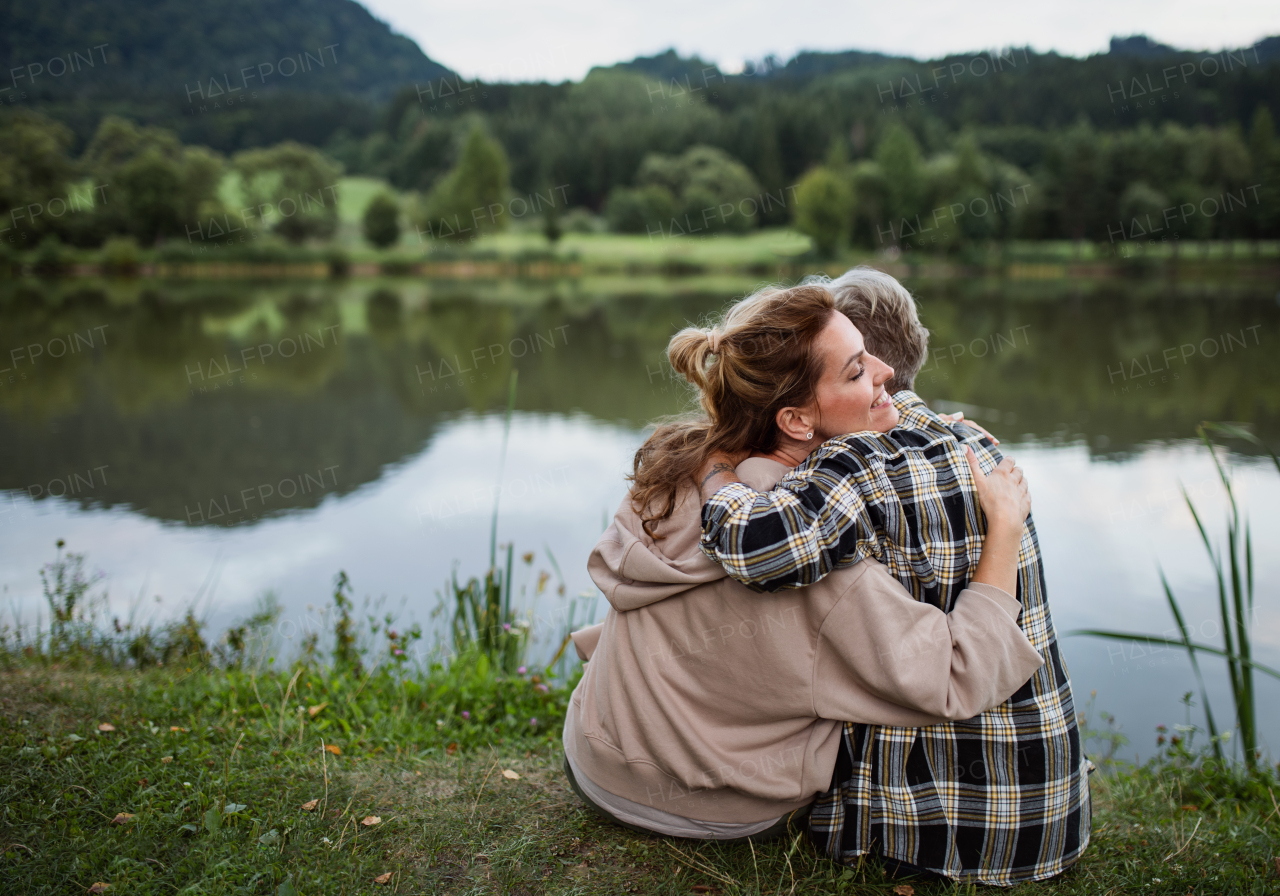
812, 560, 1044, 724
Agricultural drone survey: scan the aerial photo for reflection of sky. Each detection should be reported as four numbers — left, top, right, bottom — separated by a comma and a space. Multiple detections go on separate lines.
2, 416, 1277, 762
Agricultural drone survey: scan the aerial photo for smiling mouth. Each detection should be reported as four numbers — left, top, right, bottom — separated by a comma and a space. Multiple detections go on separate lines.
871, 389, 890, 410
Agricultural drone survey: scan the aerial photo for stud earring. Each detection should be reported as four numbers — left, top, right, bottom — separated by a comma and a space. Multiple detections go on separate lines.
806, 432, 813, 440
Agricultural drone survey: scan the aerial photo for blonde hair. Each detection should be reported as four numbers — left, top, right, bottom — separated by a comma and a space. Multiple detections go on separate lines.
630, 284, 836, 536
804, 267, 928, 393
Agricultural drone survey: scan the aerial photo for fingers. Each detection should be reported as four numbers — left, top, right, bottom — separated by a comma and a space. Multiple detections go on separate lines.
972, 423, 1000, 445
994, 456, 1022, 478
965, 446, 984, 484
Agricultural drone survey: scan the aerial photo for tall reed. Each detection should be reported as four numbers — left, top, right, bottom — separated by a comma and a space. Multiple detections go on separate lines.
447, 370, 530, 674
1071, 423, 1280, 770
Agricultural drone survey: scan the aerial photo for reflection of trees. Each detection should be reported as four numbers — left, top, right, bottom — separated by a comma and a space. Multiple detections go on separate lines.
0, 282, 401, 526
910, 278, 1280, 457
1, 277, 1277, 529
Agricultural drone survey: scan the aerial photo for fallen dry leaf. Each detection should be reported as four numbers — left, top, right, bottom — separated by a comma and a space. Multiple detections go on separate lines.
97, 723, 115, 732
1273, 856, 1280, 876
300, 799, 319, 812
307, 703, 328, 718
323, 744, 342, 755
1181, 804, 1199, 811
361, 815, 382, 826
892, 886, 915, 896
169, 726, 188, 732
373, 872, 393, 885
501, 769, 520, 780
88, 884, 110, 894
445, 742, 458, 756
136, 778, 148, 788
110, 813, 134, 825
160, 756, 173, 764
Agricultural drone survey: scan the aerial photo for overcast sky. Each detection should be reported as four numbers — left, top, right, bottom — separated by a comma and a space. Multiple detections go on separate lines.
358, 0, 1280, 83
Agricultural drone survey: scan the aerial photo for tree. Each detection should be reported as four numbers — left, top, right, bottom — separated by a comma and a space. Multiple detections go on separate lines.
1049, 119, 1106, 252
234, 142, 341, 244
875, 124, 925, 246
646, 145, 762, 234
1253, 109, 1280, 241
1117, 182, 1169, 247
116, 149, 185, 244
849, 160, 887, 247
362, 192, 401, 248
794, 166, 852, 256
542, 198, 563, 244
419, 123, 511, 243
81, 116, 225, 246
0, 110, 78, 247
605, 145, 762, 235
604, 184, 675, 234
1246, 107, 1276, 243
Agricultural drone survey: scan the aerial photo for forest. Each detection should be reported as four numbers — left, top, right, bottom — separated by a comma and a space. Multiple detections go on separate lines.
3, 0, 1280, 256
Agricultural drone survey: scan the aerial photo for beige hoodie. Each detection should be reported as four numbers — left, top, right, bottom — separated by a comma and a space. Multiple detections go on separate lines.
563, 457, 1046, 824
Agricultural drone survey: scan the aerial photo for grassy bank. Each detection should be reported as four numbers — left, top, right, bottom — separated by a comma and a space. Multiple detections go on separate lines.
4, 661, 1278, 896
6, 222, 1280, 281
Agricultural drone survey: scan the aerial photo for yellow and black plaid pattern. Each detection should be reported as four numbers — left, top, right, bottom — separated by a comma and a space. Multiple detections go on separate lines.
700, 394, 1090, 885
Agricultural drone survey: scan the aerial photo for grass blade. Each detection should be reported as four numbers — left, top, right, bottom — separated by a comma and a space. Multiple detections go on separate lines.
1066, 630, 1280, 681
489, 369, 519, 572
1157, 568, 1220, 756
1182, 487, 1240, 704
1202, 421, 1280, 475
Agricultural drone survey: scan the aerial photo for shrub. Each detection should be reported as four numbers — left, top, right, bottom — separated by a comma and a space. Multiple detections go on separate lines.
604, 184, 675, 234
794, 166, 853, 256
362, 193, 401, 249
325, 247, 350, 277
100, 235, 141, 275
560, 208, 604, 233
32, 233, 71, 275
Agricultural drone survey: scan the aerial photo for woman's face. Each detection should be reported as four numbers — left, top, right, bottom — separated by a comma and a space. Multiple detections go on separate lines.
809, 311, 899, 438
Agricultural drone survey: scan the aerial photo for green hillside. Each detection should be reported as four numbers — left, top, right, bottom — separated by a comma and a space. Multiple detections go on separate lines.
0, 0, 452, 99
0, 0, 454, 151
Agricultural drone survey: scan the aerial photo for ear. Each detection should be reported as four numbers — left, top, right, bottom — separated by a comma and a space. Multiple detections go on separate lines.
774, 406, 817, 442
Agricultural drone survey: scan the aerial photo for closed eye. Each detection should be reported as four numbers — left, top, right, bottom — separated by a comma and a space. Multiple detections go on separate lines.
850, 362, 866, 382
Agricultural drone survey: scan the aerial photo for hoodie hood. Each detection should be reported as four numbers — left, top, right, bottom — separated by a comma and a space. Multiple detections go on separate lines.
588, 457, 790, 611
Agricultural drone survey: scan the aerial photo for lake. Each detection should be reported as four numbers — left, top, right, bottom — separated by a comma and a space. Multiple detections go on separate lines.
2, 272, 1278, 762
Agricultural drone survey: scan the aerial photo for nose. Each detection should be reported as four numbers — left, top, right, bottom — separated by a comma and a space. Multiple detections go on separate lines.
871, 354, 894, 385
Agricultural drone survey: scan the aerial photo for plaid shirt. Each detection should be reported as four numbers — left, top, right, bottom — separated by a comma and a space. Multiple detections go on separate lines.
700, 393, 1090, 885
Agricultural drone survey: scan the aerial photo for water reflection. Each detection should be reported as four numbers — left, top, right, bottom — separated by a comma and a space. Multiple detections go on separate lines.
2, 276, 1276, 529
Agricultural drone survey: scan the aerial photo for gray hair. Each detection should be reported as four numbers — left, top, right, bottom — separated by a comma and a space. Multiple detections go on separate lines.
802, 267, 929, 393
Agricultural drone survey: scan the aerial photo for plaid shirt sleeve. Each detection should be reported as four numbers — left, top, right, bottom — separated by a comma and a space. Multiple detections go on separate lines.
699, 444, 884, 592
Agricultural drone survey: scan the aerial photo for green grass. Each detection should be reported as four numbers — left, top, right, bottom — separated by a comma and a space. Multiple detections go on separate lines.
335, 177, 393, 227
4, 664, 1278, 896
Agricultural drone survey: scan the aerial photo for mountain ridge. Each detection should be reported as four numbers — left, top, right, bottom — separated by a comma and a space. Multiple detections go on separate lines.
0, 0, 454, 101
603, 33, 1279, 85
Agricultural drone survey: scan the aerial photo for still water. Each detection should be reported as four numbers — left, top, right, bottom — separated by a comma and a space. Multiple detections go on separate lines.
2, 273, 1278, 761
